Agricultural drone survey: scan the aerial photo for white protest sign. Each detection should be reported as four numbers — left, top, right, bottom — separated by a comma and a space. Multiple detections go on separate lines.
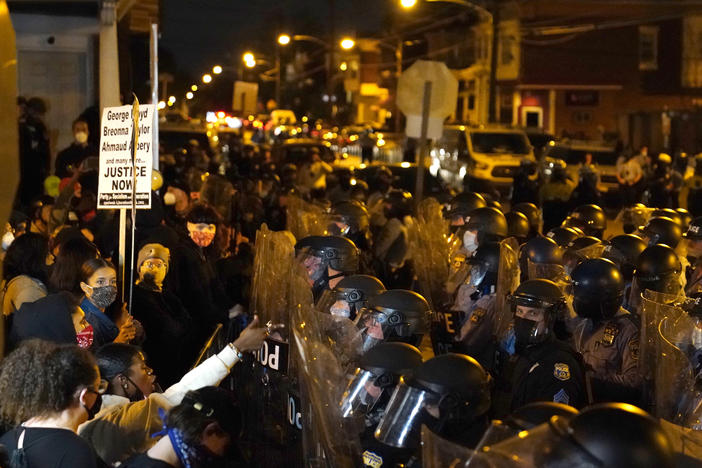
97, 104, 154, 209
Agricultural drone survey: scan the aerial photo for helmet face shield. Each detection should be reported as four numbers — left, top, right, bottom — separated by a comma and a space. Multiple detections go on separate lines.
374, 380, 439, 449
468, 260, 489, 287
317, 289, 354, 318
298, 249, 326, 284
339, 368, 386, 418
355, 307, 391, 352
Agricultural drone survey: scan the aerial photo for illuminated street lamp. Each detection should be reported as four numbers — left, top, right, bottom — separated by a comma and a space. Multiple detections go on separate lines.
202, 74, 212, 84
157, 100, 166, 110
186, 91, 194, 100
168, 95, 176, 104
213, 65, 223, 74
244, 58, 256, 68
400, 0, 417, 7
339, 61, 348, 71
242, 52, 255, 63
340, 37, 355, 50
191, 84, 198, 91
278, 34, 291, 45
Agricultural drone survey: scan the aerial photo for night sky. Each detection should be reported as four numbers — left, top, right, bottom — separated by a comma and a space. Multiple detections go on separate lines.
160, 0, 392, 79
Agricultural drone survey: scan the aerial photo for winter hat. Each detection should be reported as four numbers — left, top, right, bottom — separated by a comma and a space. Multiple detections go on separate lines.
137, 243, 170, 270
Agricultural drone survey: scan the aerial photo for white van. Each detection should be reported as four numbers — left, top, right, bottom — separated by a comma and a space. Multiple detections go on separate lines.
430, 125, 535, 193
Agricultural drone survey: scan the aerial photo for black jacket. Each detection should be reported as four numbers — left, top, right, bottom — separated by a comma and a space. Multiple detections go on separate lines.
10, 293, 76, 349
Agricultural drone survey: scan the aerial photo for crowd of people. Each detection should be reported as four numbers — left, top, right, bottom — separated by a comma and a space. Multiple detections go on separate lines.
3, 97, 702, 467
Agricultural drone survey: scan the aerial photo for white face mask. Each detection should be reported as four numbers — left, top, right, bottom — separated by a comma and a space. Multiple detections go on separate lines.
1, 231, 14, 250
463, 230, 478, 254
74, 131, 88, 144
163, 192, 176, 206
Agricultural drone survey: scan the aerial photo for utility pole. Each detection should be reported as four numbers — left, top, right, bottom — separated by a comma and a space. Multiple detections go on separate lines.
328, 0, 336, 121
487, 1, 499, 123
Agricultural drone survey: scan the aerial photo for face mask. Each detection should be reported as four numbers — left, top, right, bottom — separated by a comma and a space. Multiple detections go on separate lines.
74, 131, 88, 144
82, 391, 102, 420
1, 231, 13, 250
693, 324, 702, 350
513, 317, 541, 354
88, 285, 118, 309
76, 325, 94, 349
190, 230, 215, 248
140, 263, 167, 289
163, 191, 177, 206
166, 426, 223, 468
463, 230, 478, 254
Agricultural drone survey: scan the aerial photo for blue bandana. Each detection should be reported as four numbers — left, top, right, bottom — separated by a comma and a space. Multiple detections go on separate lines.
153, 408, 216, 468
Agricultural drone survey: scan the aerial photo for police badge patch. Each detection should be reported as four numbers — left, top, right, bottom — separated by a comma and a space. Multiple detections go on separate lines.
362, 450, 383, 468
629, 338, 639, 361
554, 363, 571, 381
601, 323, 619, 346
470, 308, 486, 324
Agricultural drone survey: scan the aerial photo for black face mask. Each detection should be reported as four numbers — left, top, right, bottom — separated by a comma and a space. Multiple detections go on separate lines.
83, 392, 102, 420
513, 317, 540, 354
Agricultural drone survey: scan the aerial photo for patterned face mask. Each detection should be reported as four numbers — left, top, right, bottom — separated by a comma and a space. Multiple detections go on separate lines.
189, 231, 216, 248
77, 325, 94, 349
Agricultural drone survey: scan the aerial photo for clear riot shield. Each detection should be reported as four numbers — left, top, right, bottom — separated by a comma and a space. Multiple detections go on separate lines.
286, 195, 334, 240
495, 239, 520, 341
421, 425, 475, 468
615, 205, 654, 234
465, 419, 595, 468
655, 303, 702, 427
407, 197, 450, 310
292, 304, 363, 468
639, 290, 686, 382
562, 242, 607, 276
526, 259, 569, 284
660, 419, 702, 461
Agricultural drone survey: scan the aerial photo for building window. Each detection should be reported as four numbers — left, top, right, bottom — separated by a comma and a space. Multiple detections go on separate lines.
639, 26, 658, 71
683, 16, 702, 88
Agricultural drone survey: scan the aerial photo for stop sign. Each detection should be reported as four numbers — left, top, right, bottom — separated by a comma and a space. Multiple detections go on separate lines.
397, 60, 458, 139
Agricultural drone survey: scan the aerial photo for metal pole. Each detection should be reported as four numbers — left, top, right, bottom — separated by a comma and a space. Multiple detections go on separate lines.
275, 45, 281, 107
328, 0, 336, 120
415, 81, 432, 203
150, 23, 159, 171
487, 3, 499, 123
118, 208, 126, 302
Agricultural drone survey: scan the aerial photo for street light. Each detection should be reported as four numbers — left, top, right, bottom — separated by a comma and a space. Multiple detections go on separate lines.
400, 0, 417, 7
244, 58, 256, 68
213, 65, 223, 74
278, 34, 291, 45
186, 91, 194, 100
242, 52, 255, 63
202, 74, 212, 83
168, 95, 176, 104
191, 85, 198, 92
340, 37, 355, 50
157, 100, 166, 110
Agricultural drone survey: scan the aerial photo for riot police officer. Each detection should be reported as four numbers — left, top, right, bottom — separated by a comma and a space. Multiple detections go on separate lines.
651, 207, 685, 227
330, 200, 372, 250
373, 189, 414, 289
603, 234, 646, 310
519, 235, 563, 282
372, 353, 491, 463
455, 206, 508, 257
545, 225, 582, 248
571, 258, 642, 403
512, 202, 542, 238
564, 204, 607, 238
508, 279, 586, 410
445, 191, 487, 233
355, 289, 431, 352
633, 243, 683, 300
639, 216, 682, 248
505, 211, 530, 245
339, 342, 423, 467
474, 403, 675, 468
561, 235, 602, 275
318, 274, 385, 320
454, 241, 501, 370
295, 235, 360, 301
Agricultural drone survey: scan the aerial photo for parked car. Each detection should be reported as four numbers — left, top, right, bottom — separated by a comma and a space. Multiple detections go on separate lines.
430, 125, 535, 194
271, 139, 335, 166
543, 140, 620, 192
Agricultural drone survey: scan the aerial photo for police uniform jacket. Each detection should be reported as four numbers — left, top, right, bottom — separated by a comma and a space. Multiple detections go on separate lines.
511, 336, 586, 410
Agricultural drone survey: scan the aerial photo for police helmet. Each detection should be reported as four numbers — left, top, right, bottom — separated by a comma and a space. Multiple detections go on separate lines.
640, 216, 682, 248
446, 192, 486, 220
384, 189, 413, 219
333, 274, 385, 309
469, 242, 501, 290
562, 236, 601, 273
506, 211, 530, 242
511, 279, 565, 315
651, 208, 683, 227
571, 258, 624, 320
465, 207, 508, 242
555, 403, 674, 468
519, 236, 563, 276
683, 216, 702, 240
634, 244, 682, 295
357, 289, 431, 347
603, 234, 647, 282
565, 204, 607, 238
359, 342, 422, 384
331, 200, 370, 235
512, 202, 542, 234
295, 235, 360, 273
546, 226, 582, 248
676, 208, 692, 230
407, 354, 491, 423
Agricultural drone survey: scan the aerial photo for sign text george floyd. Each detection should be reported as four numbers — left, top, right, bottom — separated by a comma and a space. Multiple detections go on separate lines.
97, 105, 154, 209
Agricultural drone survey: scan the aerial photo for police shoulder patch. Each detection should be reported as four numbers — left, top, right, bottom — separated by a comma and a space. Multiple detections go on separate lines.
470, 308, 486, 324
553, 388, 570, 405
362, 450, 383, 468
553, 363, 571, 381
629, 338, 639, 361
